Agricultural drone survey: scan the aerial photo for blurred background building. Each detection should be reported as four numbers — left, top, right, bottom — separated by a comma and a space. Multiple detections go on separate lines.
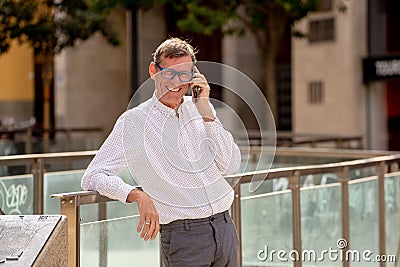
1, 0, 399, 151
0, 44, 34, 124
293, 0, 400, 151
1, 2, 400, 265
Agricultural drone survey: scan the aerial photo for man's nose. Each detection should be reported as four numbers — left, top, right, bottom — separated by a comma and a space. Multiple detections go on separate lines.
171, 74, 182, 86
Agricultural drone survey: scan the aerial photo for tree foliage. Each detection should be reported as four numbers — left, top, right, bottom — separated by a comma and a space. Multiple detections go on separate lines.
0, 0, 120, 56
164, 0, 347, 118
168, 0, 347, 46
0, 0, 126, 132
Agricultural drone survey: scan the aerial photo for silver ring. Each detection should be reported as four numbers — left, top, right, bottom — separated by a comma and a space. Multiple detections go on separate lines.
145, 222, 150, 225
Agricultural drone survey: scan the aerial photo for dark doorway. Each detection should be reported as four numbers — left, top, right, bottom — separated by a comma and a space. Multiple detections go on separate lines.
165, 5, 223, 103
276, 23, 292, 131
386, 0, 400, 150
387, 80, 400, 151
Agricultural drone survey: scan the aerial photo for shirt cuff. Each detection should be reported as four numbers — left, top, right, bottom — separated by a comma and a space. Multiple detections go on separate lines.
122, 185, 142, 203
203, 119, 222, 136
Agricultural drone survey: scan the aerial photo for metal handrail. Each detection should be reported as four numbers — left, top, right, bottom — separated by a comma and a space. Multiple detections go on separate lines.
249, 146, 393, 158
0, 147, 394, 215
0, 150, 98, 162
236, 130, 364, 149
49, 152, 400, 267
0, 150, 97, 214
1, 146, 393, 167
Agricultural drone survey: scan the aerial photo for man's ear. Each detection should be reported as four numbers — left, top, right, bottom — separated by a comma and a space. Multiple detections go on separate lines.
149, 62, 157, 80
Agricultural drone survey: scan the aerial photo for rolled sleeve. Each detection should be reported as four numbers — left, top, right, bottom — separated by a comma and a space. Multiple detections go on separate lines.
203, 119, 241, 175
81, 112, 139, 203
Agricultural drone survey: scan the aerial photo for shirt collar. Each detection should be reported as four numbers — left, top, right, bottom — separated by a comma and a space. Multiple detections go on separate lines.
151, 91, 181, 117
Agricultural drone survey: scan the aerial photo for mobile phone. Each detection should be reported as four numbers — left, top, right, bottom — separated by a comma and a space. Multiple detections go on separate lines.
192, 85, 199, 99
192, 67, 200, 102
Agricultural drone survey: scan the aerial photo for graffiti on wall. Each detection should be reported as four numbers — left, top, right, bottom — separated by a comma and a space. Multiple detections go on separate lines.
0, 179, 31, 215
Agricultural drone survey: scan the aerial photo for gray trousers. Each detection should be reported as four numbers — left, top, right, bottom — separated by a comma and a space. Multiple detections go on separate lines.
160, 210, 239, 267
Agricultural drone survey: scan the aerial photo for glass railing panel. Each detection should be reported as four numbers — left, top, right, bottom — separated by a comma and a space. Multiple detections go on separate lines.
44, 158, 93, 173
241, 173, 340, 197
241, 152, 364, 172
0, 141, 28, 174
45, 169, 139, 221
301, 183, 342, 266
349, 177, 379, 267
349, 166, 376, 181
44, 170, 98, 222
241, 178, 286, 197
50, 135, 102, 152
0, 135, 102, 156
273, 155, 355, 168
385, 171, 400, 266
106, 201, 139, 220
80, 215, 159, 266
299, 173, 339, 188
0, 174, 33, 215
241, 184, 293, 266
105, 169, 140, 220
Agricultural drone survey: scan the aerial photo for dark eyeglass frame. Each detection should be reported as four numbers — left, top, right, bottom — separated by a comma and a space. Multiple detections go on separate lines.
155, 62, 195, 82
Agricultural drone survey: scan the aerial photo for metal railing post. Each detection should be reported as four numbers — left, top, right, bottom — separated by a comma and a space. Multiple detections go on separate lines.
289, 171, 302, 267
99, 202, 108, 267
377, 162, 387, 267
336, 139, 343, 149
32, 158, 45, 214
66, 130, 72, 152
232, 183, 242, 266
358, 137, 364, 149
60, 195, 81, 267
338, 167, 350, 267
390, 162, 399, 172
25, 128, 33, 154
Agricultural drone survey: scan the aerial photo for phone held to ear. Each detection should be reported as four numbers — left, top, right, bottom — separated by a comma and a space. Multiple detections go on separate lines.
192, 85, 199, 102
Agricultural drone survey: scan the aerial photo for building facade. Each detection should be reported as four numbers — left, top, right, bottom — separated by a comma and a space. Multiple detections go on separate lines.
293, 0, 400, 150
0, 44, 34, 125
3, 1, 399, 151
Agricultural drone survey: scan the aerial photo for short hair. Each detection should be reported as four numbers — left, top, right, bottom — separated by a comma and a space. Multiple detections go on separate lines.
152, 38, 197, 64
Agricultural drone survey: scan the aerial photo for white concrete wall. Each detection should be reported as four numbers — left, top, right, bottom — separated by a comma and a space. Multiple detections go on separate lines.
138, 5, 166, 85
55, 5, 268, 139
222, 30, 268, 133
367, 82, 388, 150
55, 7, 167, 136
55, 8, 129, 135
134, 5, 167, 105
292, 0, 369, 142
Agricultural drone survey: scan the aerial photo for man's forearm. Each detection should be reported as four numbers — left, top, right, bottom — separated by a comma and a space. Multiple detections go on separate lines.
195, 99, 215, 122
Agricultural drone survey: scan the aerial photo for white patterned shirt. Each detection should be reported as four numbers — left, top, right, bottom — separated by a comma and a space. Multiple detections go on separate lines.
81, 92, 241, 224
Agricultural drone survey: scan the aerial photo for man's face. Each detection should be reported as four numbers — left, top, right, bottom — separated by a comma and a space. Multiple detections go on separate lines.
150, 55, 194, 109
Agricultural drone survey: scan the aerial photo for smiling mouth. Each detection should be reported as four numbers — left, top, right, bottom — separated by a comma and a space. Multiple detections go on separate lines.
166, 85, 184, 92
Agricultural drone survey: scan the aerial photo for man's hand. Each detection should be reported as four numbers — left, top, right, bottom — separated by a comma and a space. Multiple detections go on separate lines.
191, 66, 215, 122
127, 189, 159, 241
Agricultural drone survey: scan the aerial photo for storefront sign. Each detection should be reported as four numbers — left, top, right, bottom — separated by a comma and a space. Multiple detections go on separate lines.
363, 55, 400, 82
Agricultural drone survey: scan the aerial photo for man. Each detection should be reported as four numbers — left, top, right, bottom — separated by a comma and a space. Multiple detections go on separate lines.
82, 37, 241, 266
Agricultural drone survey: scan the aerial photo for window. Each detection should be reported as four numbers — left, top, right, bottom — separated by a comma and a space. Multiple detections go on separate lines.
308, 18, 335, 43
308, 81, 324, 104
387, 0, 400, 52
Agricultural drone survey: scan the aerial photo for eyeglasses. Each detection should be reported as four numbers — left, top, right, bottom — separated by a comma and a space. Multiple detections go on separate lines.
155, 63, 194, 82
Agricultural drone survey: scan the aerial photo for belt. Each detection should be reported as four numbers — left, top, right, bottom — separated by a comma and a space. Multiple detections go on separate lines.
160, 210, 230, 231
